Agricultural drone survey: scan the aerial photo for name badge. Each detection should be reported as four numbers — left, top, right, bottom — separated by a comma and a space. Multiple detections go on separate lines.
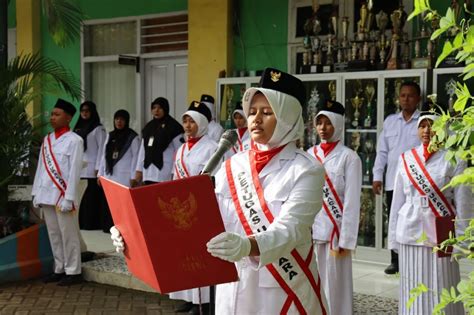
148, 137, 154, 147
420, 196, 429, 208
112, 151, 119, 159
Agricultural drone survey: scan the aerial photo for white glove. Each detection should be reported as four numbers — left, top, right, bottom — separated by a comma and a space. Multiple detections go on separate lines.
110, 226, 125, 253
32, 196, 40, 208
206, 232, 251, 262
60, 199, 73, 212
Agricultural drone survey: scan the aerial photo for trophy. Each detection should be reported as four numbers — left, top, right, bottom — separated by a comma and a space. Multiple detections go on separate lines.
341, 16, 350, 48
445, 78, 457, 112
364, 81, 375, 128
351, 132, 361, 152
306, 86, 320, 147
357, 3, 369, 40
363, 138, 374, 183
350, 94, 364, 128
393, 79, 402, 113
376, 11, 389, 69
386, 9, 402, 69
224, 86, 234, 129
328, 81, 337, 101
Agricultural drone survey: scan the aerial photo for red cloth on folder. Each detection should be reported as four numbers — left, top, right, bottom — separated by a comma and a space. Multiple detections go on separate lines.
100, 175, 238, 293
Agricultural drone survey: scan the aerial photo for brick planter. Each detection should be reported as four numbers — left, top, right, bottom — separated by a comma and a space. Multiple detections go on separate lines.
0, 223, 53, 283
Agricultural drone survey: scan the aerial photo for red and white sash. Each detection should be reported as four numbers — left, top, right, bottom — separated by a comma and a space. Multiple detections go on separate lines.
311, 147, 344, 250
41, 133, 71, 208
174, 144, 190, 179
225, 153, 326, 315
402, 148, 455, 218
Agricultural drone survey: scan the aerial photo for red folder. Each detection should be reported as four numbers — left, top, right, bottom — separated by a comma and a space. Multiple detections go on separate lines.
100, 175, 238, 293
435, 215, 455, 258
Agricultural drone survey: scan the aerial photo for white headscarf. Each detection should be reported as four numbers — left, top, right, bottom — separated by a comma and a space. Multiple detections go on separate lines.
232, 109, 246, 121
417, 114, 439, 128
182, 110, 209, 139
315, 110, 344, 143
201, 101, 216, 121
242, 87, 304, 150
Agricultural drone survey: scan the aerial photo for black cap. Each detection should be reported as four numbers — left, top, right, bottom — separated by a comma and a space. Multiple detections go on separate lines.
318, 99, 345, 115
187, 101, 212, 122
151, 97, 170, 114
258, 68, 306, 106
200, 94, 215, 104
234, 101, 243, 111
54, 98, 77, 116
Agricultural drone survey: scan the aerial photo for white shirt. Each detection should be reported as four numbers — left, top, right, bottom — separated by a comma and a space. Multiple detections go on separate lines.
32, 131, 84, 206
136, 134, 183, 182
172, 135, 218, 179
388, 145, 471, 250
98, 133, 140, 187
214, 142, 327, 314
373, 110, 421, 190
308, 142, 362, 250
207, 121, 224, 142
80, 125, 106, 179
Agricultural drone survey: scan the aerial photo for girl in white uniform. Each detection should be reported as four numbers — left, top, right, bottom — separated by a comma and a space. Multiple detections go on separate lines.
206, 68, 328, 315
231, 101, 251, 154
74, 101, 106, 230
169, 101, 217, 314
388, 107, 471, 315
98, 110, 140, 232
307, 100, 362, 315
32, 99, 84, 286
111, 69, 328, 314
200, 94, 224, 142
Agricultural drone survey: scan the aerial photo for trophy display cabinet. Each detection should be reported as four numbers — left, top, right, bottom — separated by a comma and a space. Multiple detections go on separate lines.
216, 68, 428, 264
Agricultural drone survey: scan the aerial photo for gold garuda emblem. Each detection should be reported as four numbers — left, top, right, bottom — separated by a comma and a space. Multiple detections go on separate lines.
270, 71, 281, 82
193, 101, 200, 108
158, 193, 198, 230
327, 101, 333, 108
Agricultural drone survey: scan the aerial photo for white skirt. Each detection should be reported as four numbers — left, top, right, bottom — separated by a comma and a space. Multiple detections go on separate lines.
399, 244, 464, 315
315, 242, 353, 315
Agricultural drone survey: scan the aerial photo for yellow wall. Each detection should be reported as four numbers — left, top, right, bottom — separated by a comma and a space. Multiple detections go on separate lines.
16, 0, 41, 118
188, 0, 233, 104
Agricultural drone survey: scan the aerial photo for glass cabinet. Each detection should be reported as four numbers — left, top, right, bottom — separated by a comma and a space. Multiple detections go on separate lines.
433, 67, 473, 112
216, 69, 427, 264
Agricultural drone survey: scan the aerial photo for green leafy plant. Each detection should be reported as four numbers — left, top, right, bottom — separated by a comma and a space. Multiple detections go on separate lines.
408, 1, 474, 314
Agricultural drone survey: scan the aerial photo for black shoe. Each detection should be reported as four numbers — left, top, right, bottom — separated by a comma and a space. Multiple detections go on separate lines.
43, 273, 65, 283
188, 304, 210, 315
57, 274, 83, 286
175, 302, 193, 313
81, 251, 96, 263
384, 263, 399, 275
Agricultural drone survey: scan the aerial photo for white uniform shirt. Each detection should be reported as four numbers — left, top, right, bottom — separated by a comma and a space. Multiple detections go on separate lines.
80, 125, 106, 179
136, 134, 183, 182
172, 135, 218, 179
373, 110, 421, 190
308, 142, 362, 250
214, 142, 327, 314
207, 121, 224, 142
232, 128, 251, 153
32, 131, 84, 205
388, 145, 472, 250
98, 133, 140, 187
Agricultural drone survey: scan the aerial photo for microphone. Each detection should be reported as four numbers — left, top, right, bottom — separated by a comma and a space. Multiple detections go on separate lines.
201, 129, 238, 175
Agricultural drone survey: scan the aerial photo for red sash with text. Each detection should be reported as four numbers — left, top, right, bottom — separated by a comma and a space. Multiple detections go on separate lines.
311, 146, 344, 250
41, 133, 72, 209
174, 144, 190, 179
402, 148, 456, 256
225, 153, 326, 315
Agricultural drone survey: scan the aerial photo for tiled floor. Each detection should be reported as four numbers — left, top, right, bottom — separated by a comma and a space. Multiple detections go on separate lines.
81, 230, 401, 300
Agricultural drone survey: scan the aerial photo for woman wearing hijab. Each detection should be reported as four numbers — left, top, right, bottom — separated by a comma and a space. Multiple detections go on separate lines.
231, 101, 251, 153
206, 68, 328, 314
136, 97, 184, 185
74, 101, 106, 230
307, 100, 362, 315
169, 101, 217, 314
388, 105, 471, 315
98, 110, 140, 232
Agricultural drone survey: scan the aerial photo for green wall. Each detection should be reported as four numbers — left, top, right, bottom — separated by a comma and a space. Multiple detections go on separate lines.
233, 0, 288, 73
7, 0, 16, 28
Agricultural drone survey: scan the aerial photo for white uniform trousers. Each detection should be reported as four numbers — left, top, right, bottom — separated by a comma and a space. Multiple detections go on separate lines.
169, 287, 210, 304
42, 205, 82, 275
399, 244, 464, 315
315, 242, 353, 315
